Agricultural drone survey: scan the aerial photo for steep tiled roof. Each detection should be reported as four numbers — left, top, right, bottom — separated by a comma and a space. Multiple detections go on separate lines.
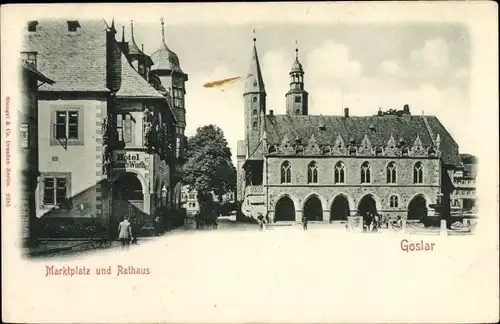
250, 114, 460, 165
21, 61, 54, 84
116, 52, 165, 99
24, 20, 109, 92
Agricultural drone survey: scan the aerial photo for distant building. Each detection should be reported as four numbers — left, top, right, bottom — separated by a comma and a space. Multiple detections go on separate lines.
23, 19, 187, 234
237, 38, 462, 225
19, 54, 54, 247
451, 154, 477, 214
181, 185, 235, 215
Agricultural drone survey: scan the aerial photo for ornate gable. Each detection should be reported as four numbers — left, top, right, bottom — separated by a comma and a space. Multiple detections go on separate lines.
411, 134, 426, 156
305, 134, 321, 155
385, 133, 399, 156
280, 134, 295, 155
358, 134, 374, 156
332, 134, 346, 155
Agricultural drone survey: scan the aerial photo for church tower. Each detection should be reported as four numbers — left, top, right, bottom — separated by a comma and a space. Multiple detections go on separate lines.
243, 37, 266, 141
286, 47, 308, 115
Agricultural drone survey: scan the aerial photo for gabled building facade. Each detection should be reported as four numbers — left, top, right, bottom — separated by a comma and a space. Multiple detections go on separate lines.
23, 19, 187, 236
237, 39, 462, 226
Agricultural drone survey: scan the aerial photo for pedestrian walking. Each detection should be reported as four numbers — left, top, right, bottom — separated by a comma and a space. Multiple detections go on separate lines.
302, 215, 308, 231
118, 215, 132, 250
154, 216, 160, 236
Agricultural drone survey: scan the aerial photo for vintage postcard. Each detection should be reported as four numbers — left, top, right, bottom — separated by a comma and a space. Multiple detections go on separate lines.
1, 2, 499, 323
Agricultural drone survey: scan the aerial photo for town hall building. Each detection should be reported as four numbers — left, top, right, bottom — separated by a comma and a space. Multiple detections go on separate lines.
236, 38, 462, 225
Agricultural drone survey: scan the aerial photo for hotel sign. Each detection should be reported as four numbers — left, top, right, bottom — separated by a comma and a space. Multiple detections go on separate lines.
111, 151, 148, 170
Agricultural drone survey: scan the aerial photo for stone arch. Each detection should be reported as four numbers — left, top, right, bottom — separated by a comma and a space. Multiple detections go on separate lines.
111, 170, 148, 194
407, 194, 430, 220
327, 193, 355, 212
302, 194, 324, 221
357, 193, 382, 216
274, 195, 296, 222
329, 194, 352, 221
301, 192, 328, 211
272, 192, 300, 211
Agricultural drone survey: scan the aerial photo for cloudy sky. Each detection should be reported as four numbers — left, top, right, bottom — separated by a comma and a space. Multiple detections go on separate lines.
119, 21, 472, 164
18, 9, 453, 164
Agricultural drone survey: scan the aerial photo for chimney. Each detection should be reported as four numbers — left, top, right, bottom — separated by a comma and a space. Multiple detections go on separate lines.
269, 110, 274, 116
403, 104, 410, 114
344, 107, 349, 118
106, 26, 122, 93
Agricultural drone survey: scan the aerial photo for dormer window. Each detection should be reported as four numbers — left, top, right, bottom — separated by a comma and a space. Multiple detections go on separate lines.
21, 51, 37, 68
67, 20, 81, 32
27, 21, 38, 32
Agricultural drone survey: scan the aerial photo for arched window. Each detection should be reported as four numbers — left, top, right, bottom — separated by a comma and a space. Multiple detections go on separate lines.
307, 161, 318, 184
390, 195, 399, 208
386, 162, 397, 183
252, 96, 257, 103
414, 162, 424, 184
334, 162, 345, 184
252, 121, 258, 130
252, 109, 257, 115
361, 162, 371, 183
281, 161, 291, 184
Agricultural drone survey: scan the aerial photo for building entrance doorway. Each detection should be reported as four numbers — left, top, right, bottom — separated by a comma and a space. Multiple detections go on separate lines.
330, 195, 350, 221
274, 196, 295, 221
408, 195, 427, 221
358, 194, 377, 216
113, 172, 145, 227
304, 195, 322, 221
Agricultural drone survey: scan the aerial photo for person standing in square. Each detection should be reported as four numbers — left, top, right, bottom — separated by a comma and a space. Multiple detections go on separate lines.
118, 215, 132, 250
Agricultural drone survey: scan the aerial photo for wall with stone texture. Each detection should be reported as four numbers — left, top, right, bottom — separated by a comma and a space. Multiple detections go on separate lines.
264, 155, 441, 220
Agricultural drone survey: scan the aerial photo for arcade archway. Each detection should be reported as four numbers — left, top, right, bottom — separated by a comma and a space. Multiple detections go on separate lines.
330, 195, 350, 221
304, 195, 323, 221
408, 195, 428, 221
274, 196, 295, 221
358, 194, 377, 216
113, 172, 144, 223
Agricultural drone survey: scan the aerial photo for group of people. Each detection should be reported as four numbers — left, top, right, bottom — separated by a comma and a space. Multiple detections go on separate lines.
362, 212, 381, 232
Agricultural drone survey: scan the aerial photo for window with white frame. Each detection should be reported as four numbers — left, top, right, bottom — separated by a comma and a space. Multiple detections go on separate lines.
361, 162, 371, 183
55, 110, 78, 139
116, 113, 133, 143
414, 162, 424, 184
389, 195, 399, 208
281, 161, 291, 184
386, 162, 397, 184
334, 161, 345, 184
307, 161, 318, 184
41, 173, 70, 207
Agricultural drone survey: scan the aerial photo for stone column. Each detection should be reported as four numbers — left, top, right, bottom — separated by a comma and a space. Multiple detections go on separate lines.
295, 210, 303, 223
268, 210, 275, 223
322, 210, 330, 223
440, 219, 448, 236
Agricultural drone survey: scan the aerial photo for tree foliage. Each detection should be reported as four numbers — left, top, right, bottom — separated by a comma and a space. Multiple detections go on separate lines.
182, 125, 236, 197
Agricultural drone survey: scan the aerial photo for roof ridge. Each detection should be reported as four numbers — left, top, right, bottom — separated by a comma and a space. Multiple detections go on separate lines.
422, 116, 436, 146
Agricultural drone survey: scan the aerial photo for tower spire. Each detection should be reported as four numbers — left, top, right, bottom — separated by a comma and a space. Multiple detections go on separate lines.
130, 20, 135, 41
121, 25, 125, 42
161, 17, 165, 44
244, 31, 266, 95
295, 40, 299, 60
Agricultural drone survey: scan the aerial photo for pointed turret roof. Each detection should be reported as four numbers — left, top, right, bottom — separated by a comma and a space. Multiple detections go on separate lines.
127, 20, 142, 56
150, 17, 186, 75
290, 48, 303, 74
244, 37, 266, 95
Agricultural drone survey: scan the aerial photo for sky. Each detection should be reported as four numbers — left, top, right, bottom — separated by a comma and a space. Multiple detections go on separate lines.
117, 21, 473, 165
